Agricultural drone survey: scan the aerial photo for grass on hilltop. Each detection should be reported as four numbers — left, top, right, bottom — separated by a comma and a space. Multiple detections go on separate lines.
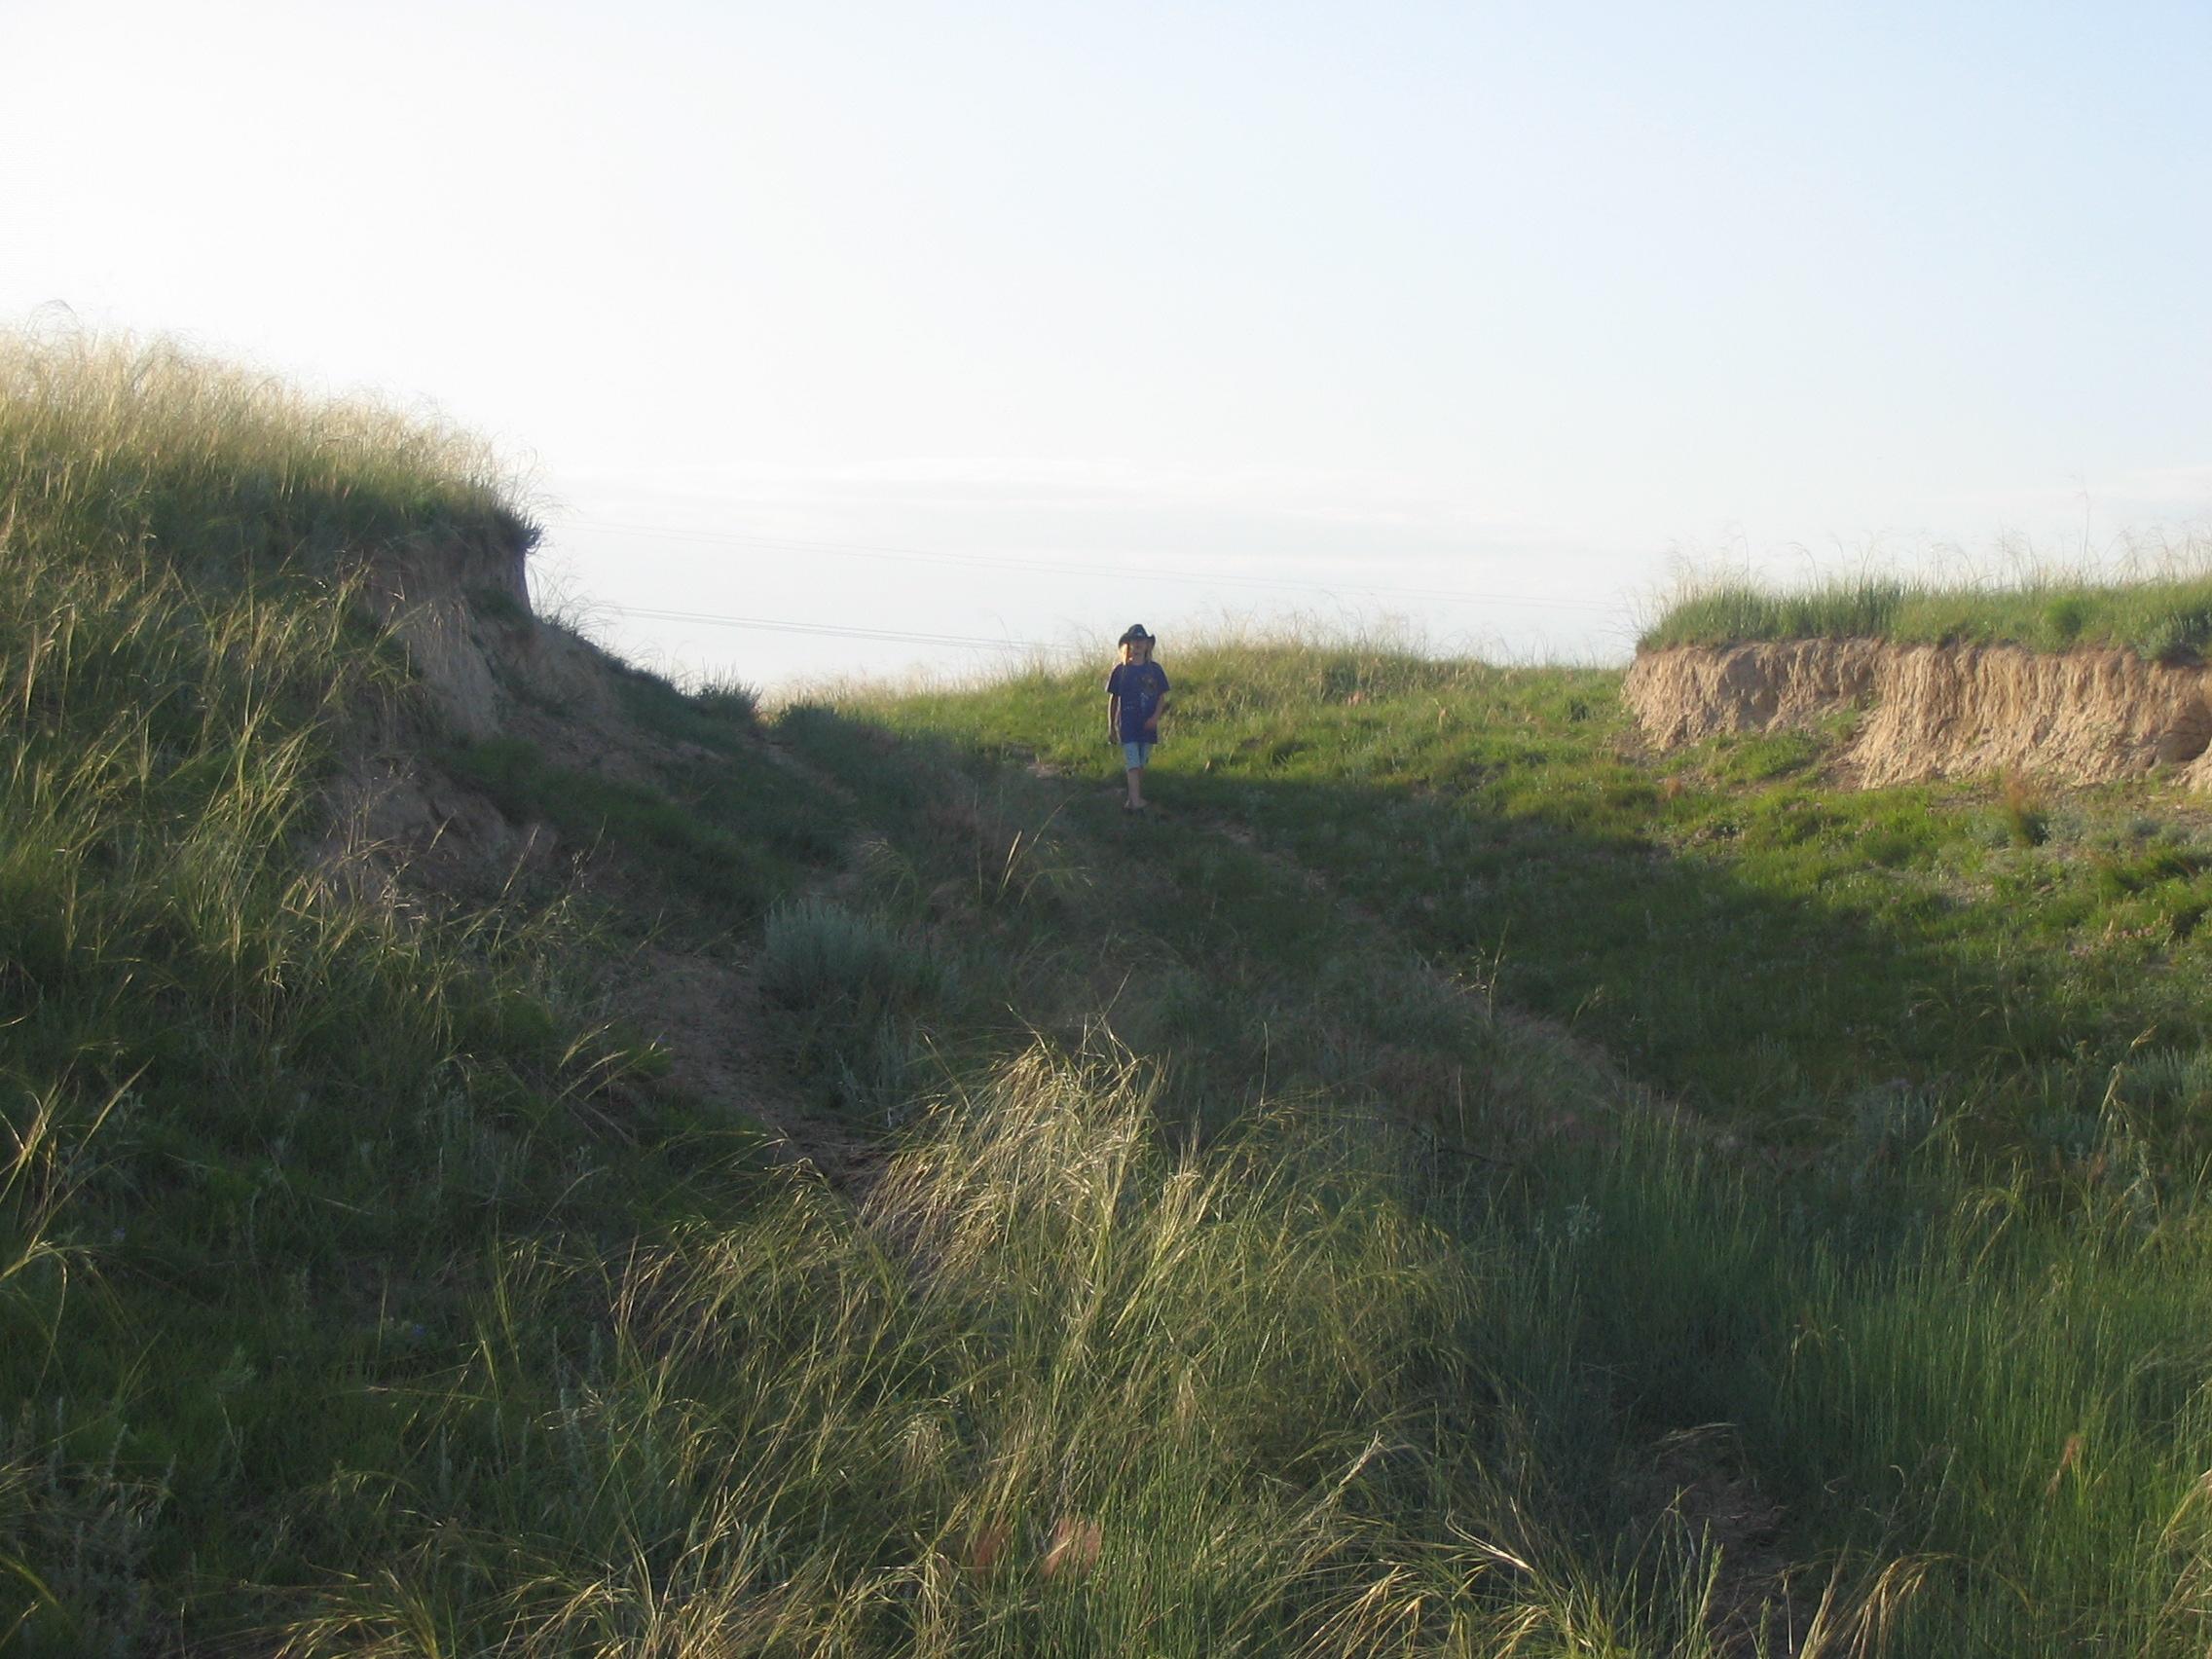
1640, 543, 2212, 660
0, 330, 533, 577
0, 334, 738, 1651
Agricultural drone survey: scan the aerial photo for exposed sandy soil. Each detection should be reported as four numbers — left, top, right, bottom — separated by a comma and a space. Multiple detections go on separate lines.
1626, 639, 2212, 788
320, 529, 879, 1188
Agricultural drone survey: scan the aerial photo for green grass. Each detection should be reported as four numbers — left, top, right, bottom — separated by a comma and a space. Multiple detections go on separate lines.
851, 630, 2212, 1650
21, 330, 2212, 1652
872, 636, 2212, 1160
3, 342, 1764, 1652
0, 352, 740, 1652
1641, 551, 2212, 660
442, 729, 840, 928
1517, 1120, 2212, 1653
276, 1049, 1730, 1656
0, 331, 533, 579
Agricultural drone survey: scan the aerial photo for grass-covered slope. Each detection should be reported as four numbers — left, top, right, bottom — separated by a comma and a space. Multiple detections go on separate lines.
880, 641, 2212, 1155
861, 636, 2212, 1654
15, 334, 2212, 1653
0, 338, 1811, 1655
1641, 556, 2212, 659
0, 338, 724, 1650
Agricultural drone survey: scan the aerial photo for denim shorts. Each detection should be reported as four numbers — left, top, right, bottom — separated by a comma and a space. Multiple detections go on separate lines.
1122, 741, 1155, 769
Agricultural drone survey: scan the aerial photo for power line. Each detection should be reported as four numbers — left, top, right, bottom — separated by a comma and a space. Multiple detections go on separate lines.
603, 604, 1049, 651
563, 515, 1621, 615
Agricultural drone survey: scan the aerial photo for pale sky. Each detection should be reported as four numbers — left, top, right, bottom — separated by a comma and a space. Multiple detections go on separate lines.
6, 1, 2208, 685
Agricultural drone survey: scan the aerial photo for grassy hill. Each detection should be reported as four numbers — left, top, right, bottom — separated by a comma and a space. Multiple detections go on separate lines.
858, 638, 2212, 1653
874, 642, 2212, 1156
9, 337, 2212, 1654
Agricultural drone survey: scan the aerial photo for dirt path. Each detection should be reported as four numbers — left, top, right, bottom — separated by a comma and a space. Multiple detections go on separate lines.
1150, 789, 1823, 1656
325, 655, 893, 1197
609, 939, 887, 1189
603, 724, 900, 1193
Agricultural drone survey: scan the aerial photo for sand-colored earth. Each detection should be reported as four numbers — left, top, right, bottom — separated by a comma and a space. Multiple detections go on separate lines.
1626, 639, 2212, 788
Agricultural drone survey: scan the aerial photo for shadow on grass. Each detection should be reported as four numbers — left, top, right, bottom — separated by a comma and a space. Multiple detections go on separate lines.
775, 704, 2212, 1654
866, 708, 2194, 1160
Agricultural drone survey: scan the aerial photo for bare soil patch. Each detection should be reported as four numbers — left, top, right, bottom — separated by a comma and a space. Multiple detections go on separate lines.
1627, 639, 2212, 787
314, 536, 887, 1193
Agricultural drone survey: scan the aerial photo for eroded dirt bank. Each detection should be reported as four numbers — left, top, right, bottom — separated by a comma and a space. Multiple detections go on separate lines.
318, 529, 882, 1183
1626, 640, 2212, 787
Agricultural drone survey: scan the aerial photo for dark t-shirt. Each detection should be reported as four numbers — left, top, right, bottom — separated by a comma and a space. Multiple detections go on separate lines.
1106, 661, 1169, 743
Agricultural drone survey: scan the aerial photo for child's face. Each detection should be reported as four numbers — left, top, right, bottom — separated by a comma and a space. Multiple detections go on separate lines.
1126, 639, 1152, 662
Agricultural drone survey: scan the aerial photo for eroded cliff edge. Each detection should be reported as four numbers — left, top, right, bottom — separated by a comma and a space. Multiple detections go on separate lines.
1625, 640, 2212, 788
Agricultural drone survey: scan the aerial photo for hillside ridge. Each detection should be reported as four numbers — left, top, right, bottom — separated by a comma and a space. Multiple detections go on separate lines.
330, 533, 888, 1180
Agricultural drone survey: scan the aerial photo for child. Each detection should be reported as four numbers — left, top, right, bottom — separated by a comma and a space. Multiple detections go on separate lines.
1105, 624, 1169, 812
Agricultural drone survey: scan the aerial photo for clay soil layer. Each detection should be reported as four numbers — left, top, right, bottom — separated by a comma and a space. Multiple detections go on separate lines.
1625, 639, 2212, 788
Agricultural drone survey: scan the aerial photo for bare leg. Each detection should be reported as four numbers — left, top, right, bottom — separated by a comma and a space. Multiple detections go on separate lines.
1124, 766, 1146, 809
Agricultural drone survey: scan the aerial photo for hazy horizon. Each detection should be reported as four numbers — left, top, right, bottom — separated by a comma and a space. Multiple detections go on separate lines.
7, 0, 2207, 684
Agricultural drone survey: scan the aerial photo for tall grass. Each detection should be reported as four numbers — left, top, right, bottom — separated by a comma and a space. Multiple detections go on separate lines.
1641, 541, 2212, 659
276, 1044, 1834, 1657
1547, 1117, 2212, 1652
24, 324, 2212, 1652
0, 329, 532, 575
867, 624, 2212, 1652
0, 335, 644, 1651
273, 1033, 2212, 1653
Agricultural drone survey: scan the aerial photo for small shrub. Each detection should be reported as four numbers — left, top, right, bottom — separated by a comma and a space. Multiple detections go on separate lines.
2092, 845, 2204, 900
2002, 772, 2049, 847
2114, 1049, 2212, 1121
2044, 594, 2089, 646
692, 677, 760, 725
1843, 1084, 1942, 1161
831, 1014, 926, 1124
758, 898, 940, 1013
2028, 1108, 2102, 1162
